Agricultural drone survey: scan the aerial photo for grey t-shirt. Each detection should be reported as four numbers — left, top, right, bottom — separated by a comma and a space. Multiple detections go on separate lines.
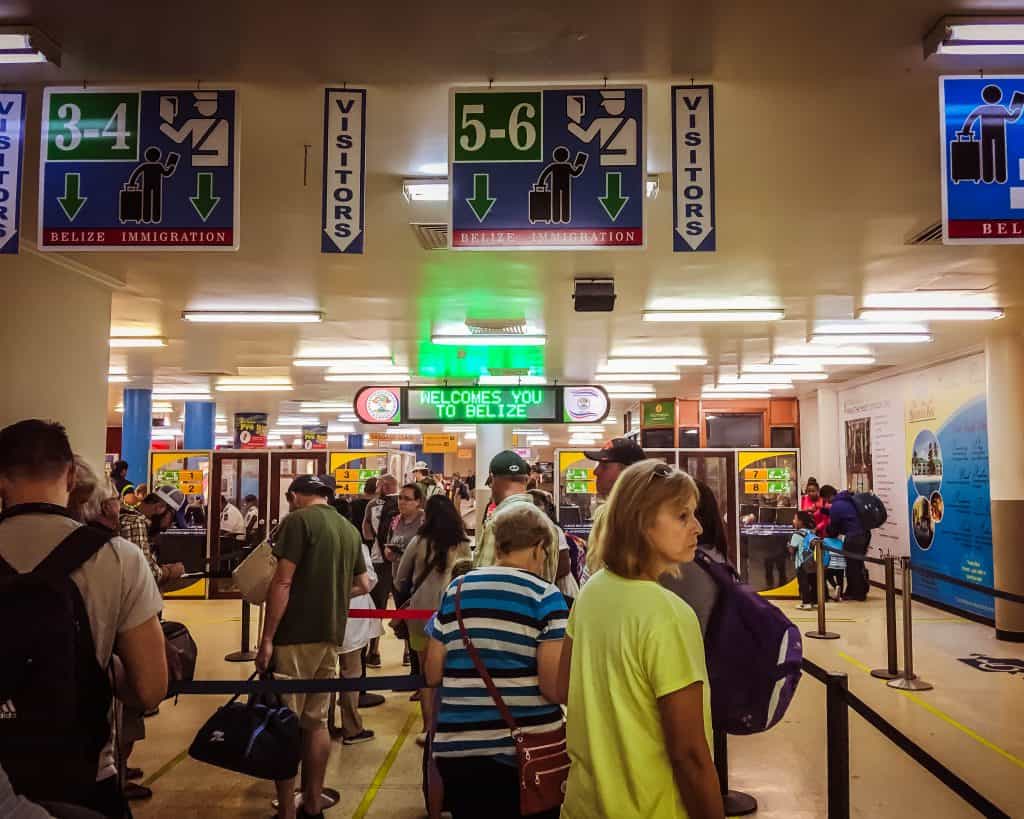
659, 549, 723, 635
0, 513, 164, 782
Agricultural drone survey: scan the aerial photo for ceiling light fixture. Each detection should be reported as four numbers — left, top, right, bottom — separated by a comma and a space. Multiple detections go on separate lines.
602, 390, 657, 399
857, 307, 1004, 322
478, 375, 547, 385
108, 375, 130, 383
294, 357, 396, 368
596, 373, 682, 382
601, 357, 707, 369
324, 373, 412, 383
216, 384, 294, 392
701, 391, 772, 400
772, 355, 876, 366
0, 27, 60, 64
109, 336, 167, 348
924, 15, 1024, 56
715, 374, 795, 385
402, 178, 449, 202
386, 427, 421, 435
743, 362, 825, 373
705, 383, 794, 393
642, 309, 785, 323
431, 333, 547, 347
182, 310, 324, 324
810, 333, 932, 345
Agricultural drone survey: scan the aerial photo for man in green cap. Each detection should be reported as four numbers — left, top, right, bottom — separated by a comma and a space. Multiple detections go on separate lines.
473, 450, 564, 582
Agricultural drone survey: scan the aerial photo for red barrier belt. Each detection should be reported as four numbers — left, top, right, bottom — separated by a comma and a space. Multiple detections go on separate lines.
347, 608, 435, 619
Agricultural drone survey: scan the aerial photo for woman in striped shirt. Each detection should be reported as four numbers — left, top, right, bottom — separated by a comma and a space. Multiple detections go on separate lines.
425, 502, 568, 819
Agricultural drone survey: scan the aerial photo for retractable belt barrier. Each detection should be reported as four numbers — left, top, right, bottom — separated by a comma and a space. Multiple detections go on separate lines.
908, 562, 1024, 605
170, 674, 426, 696
801, 658, 1011, 819
822, 545, 886, 565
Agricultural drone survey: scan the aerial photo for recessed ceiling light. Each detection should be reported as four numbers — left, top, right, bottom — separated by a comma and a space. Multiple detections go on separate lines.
109, 336, 167, 348
182, 310, 323, 324
643, 309, 784, 323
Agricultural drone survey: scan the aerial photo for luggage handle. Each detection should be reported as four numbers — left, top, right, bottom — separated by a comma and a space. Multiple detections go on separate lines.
956, 131, 975, 142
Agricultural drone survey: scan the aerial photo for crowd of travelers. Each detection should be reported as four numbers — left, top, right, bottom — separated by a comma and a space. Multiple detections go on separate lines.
0, 417, 877, 819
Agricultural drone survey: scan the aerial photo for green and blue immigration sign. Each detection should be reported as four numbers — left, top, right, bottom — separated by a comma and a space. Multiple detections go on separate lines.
449, 86, 645, 249
38, 87, 239, 250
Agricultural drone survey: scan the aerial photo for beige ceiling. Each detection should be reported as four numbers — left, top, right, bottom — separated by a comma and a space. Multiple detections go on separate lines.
5, 0, 1023, 437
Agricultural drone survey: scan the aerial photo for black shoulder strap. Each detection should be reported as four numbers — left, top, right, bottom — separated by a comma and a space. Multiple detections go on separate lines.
32, 524, 113, 580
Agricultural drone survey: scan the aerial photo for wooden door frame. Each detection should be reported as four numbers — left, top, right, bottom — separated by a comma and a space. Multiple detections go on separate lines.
209, 451, 270, 600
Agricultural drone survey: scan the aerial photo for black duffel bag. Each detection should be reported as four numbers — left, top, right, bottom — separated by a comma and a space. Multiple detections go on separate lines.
188, 672, 300, 781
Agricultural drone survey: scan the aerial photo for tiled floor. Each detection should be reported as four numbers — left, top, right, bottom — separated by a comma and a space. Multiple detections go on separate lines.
131, 594, 1024, 818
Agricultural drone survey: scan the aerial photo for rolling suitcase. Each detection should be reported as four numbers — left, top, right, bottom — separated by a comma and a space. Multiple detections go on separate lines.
529, 185, 552, 224
950, 133, 981, 183
119, 184, 143, 223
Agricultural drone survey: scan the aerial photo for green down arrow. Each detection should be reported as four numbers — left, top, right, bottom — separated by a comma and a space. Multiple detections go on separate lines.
467, 173, 496, 222
190, 173, 221, 222
57, 173, 87, 221
599, 172, 629, 221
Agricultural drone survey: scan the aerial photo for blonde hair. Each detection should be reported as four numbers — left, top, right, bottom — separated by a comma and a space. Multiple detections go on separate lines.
587, 460, 698, 580
67, 455, 116, 524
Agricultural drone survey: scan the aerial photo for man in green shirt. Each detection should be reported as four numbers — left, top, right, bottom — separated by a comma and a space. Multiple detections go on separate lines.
256, 475, 371, 819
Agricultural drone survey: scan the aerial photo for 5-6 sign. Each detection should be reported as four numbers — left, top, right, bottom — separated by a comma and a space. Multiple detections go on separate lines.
454, 92, 542, 162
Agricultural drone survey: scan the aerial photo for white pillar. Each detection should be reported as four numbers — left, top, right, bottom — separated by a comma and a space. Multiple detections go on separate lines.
985, 333, 1024, 641
474, 425, 513, 532
0, 255, 112, 471
815, 387, 841, 488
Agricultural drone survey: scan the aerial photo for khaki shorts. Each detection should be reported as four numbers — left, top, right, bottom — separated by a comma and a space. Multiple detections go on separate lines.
272, 642, 339, 730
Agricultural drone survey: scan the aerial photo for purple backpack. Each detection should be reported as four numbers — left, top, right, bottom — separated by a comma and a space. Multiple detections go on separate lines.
694, 549, 802, 734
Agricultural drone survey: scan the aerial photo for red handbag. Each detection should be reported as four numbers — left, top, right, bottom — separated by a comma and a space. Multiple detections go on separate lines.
455, 578, 570, 815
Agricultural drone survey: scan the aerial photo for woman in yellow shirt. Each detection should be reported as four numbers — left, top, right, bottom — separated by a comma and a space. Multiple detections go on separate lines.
556, 460, 724, 819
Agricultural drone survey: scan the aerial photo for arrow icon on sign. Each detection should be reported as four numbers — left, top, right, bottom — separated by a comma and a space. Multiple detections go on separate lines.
189, 173, 221, 222
599, 172, 629, 221
57, 173, 88, 221
467, 173, 496, 222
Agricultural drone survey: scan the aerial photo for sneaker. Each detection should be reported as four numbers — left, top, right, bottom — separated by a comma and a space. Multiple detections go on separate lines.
343, 729, 376, 745
796, 603, 814, 610
365, 653, 382, 669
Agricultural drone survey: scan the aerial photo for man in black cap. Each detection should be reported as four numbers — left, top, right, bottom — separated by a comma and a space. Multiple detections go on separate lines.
256, 475, 372, 819
474, 450, 565, 582
583, 437, 647, 498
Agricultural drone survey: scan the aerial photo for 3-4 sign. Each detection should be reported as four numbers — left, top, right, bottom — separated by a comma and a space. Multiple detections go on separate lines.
38, 87, 239, 251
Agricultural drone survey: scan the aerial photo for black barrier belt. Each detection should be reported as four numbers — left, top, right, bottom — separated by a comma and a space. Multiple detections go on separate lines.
843, 688, 1010, 818
169, 674, 424, 696
822, 546, 887, 566
908, 562, 1024, 606
800, 659, 1010, 818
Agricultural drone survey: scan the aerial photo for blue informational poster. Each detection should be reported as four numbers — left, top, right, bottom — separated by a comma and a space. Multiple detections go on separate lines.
449, 86, 645, 249
906, 396, 994, 618
38, 87, 238, 251
940, 75, 1024, 244
0, 91, 27, 254
322, 88, 366, 254
671, 85, 716, 252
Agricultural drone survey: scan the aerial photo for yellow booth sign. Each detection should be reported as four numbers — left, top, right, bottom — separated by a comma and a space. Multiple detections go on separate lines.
423, 433, 458, 453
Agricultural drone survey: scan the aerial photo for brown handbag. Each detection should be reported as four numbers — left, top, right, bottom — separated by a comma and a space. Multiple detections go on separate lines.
454, 577, 570, 815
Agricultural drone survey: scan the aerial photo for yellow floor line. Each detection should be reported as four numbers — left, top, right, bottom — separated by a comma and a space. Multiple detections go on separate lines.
351, 709, 419, 819
835, 651, 1024, 771
141, 747, 190, 787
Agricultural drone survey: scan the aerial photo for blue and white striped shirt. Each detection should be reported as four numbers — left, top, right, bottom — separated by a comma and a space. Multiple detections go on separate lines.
428, 566, 568, 759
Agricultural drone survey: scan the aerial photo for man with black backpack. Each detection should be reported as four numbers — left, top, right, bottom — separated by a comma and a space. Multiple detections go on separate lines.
0, 419, 167, 819
825, 487, 871, 601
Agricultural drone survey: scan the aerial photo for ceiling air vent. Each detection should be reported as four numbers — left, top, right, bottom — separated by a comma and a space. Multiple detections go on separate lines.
906, 222, 943, 245
464, 318, 527, 335
410, 222, 448, 250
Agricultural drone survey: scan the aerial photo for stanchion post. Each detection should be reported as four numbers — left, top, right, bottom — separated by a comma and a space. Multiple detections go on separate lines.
888, 559, 933, 691
806, 540, 840, 640
225, 598, 256, 663
872, 556, 902, 680
713, 728, 757, 816
825, 671, 850, 819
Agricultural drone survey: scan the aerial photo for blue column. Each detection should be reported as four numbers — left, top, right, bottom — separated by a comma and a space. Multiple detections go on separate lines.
184, 401, 216, 450
122, 388, 152, 487
348, 433, 364, 448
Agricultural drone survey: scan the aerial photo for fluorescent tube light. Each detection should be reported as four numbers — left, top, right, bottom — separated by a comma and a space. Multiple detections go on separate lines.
646, 176, 660, 198
116, 402, 176, 414
108, 366, 127, 375
153, 385, 210, 395
0, 28, 60, 65
108, 375, 130, 383
810, 333, 932, 345
328, 424, 356, 434
701, 391, 772, 399
716, 375, 795, 385
643, 309, 784, 323
597, 373, 681, 382
150, 392, 213, 401
109, 336, 167, 348
327, 365, 409, 375
301, 401, 352, 410
603, 384, 657, 393
444, 425, 476, 433
602, 391, 656, 399
294, 357, 395, 368
478, 375, 547, 385
432, 333, 546, 347
216, 384, 294, 392
182, 310, 323, 324
705, 383, 793, 393
772, 355, 876, 366
324, 373, 412, 382
743, 363, 825, 373
924, 16, 1024, 56
327, 435, 352, 443
601, 357, 707, 369
386, 427, 421, 435
857, 308, 1004, 322
403, 179, 449, 202
775, 343, 872, 357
